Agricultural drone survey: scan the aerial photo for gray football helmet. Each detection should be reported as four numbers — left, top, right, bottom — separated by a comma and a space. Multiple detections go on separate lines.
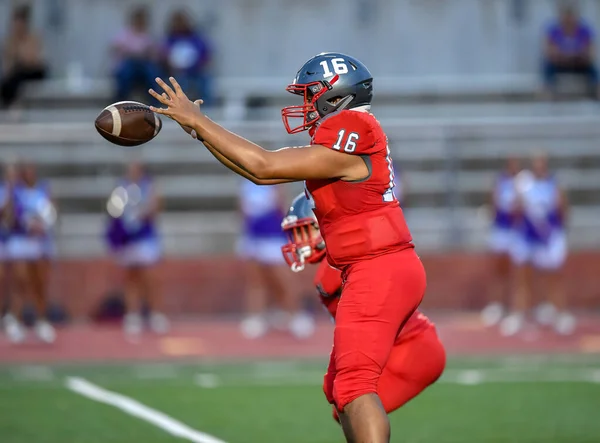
281, 192, 325, 272
282, 52, 373, 134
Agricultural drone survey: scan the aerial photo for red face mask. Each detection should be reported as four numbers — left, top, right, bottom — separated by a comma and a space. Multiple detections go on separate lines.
280, 217, 326, 272
281, 75, 339, 134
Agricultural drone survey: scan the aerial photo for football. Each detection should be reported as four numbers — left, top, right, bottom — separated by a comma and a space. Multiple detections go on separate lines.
94, 101, 162, 147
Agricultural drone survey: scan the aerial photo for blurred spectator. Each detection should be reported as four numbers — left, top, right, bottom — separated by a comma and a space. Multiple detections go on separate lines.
161, 10, 213, 106
480, 157, 521, 328
0, 5, 47, 110
501, 152, 573, 337
105, 162, 168, 339
112, 7, 161, 102
4, 163, 57, 344
0, 162, 17, 335
237, 181, 314, 340
542, 4, 599, 99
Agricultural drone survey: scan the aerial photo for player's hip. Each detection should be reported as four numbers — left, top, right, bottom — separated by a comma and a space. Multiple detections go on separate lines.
342, 248, 426, 288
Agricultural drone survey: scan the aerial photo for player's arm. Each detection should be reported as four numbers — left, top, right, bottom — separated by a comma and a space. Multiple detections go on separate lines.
193, 118, 365, 181
314, 259, 343, 297
180, 102, 294, 185
201, 139, 293, 185
149, 77, 368, 182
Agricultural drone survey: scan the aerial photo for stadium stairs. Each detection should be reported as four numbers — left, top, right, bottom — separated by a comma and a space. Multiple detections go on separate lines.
1, 75, 599, 257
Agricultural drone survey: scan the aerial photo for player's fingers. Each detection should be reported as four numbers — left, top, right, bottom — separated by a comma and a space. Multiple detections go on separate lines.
169, 77, 186, 97
155, 77, 176, 99
194, 99, 204, 107
148, 89, 170, 105
149, 106, 174, 117
190, 129, 198, 139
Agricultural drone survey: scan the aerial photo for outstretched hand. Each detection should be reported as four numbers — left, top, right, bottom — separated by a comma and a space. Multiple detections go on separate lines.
183, 100, 204, 140
149, 77, 203, 129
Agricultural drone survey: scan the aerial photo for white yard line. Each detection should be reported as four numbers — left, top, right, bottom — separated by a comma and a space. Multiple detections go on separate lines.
65, 377, 227, 443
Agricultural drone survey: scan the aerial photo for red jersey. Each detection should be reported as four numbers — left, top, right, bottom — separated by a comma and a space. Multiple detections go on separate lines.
314, 259, 433, 342
306, 109, 413, 268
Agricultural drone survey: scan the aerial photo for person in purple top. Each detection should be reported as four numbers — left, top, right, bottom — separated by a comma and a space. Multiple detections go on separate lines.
0, 162, 18, 341
4, 163, 57, 344
502, 152, 572, 337
105, 161, 167, 339
480, 157, 521, 329
543, 5, 599, 99
161, 10, 213, 106
236, 180, 314, 340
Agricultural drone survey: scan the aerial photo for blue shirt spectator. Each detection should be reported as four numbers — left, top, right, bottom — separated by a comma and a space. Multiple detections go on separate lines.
162, 10, 213, 106
542, 6, 599, 99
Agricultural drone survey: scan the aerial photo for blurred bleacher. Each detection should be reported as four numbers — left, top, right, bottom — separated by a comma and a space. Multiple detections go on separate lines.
2, 0, 600, 258
2, 88, 600, 258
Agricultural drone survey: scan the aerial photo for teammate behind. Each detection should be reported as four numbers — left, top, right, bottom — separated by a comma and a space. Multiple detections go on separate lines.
281, 193, 445, 421
501, 151, 573, 336
149, 52, 424, 442
481, 156, 521, 327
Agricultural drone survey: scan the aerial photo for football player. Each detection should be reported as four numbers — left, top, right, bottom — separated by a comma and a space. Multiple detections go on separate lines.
281, 192, 445, 423
150, 52, 426, 442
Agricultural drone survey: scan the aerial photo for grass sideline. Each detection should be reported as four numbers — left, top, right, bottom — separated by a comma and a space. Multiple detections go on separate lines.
1, 355, 600, 443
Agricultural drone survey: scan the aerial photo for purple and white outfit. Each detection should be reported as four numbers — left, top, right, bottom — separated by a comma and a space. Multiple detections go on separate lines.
236, 181, 286, 265
512, 173, 566, 270
105, 178, 161, 267
489, 173, 519, 254
6, 181, 55, 261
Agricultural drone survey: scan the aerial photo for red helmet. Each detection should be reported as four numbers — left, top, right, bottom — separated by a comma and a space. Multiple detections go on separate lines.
280, 193, 326, 272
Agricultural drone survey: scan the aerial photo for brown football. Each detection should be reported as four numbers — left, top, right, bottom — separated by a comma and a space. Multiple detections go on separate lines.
94, 101, 162, 147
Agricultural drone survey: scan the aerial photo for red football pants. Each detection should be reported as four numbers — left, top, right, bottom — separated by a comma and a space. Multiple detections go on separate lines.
325, 248, 428, 411
326, 326, 446, 421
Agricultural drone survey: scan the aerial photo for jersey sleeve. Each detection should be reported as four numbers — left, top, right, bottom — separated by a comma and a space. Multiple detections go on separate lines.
313, 259, 343, 298
312, 111, 379, 155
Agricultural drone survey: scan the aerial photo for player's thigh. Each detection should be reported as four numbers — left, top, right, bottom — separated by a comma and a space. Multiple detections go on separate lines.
334, 249, 426, 379
378, 327, 446, 413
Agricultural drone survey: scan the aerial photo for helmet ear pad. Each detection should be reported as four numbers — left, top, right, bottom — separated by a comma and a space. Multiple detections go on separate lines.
315, 94, 355, 118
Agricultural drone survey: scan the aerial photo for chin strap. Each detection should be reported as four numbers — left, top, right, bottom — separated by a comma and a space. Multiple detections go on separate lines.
291, 248, 309, 272
290, 262, 305, 273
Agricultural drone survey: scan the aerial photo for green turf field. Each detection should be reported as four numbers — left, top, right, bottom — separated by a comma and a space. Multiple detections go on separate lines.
1, 355, 600, 443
